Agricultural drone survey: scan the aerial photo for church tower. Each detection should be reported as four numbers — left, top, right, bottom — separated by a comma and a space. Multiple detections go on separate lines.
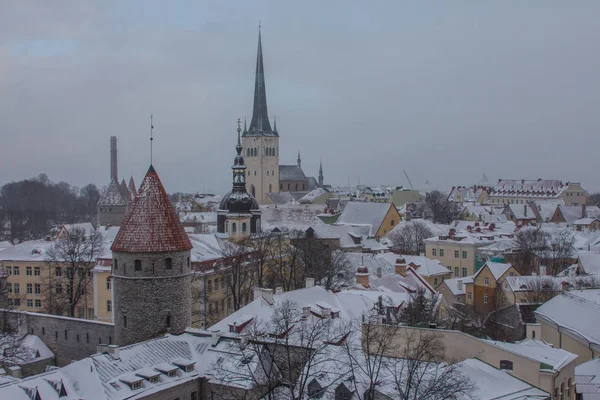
217, 120, 262, 240
242, 28, 279, 204
111, 165, 192, 346
318, 160, 324, 188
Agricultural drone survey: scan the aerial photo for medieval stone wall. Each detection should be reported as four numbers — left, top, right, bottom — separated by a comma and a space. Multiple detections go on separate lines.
113, 250, 191, 346
97, 205, 127, 226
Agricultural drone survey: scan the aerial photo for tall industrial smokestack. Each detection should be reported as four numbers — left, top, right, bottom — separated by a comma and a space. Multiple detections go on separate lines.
110, 136, 118, 182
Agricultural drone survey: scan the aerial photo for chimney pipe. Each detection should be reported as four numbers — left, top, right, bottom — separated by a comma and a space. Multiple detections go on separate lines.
110, 136, 118, 182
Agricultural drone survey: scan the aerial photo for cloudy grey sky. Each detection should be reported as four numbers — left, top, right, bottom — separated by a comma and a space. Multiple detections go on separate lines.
1, 1, 600, 194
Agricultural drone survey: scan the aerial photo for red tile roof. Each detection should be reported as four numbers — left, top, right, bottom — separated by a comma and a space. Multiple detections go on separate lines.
111, 165, 192, 253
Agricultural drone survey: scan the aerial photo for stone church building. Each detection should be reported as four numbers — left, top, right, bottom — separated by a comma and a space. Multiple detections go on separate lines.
242, 30, 323, 204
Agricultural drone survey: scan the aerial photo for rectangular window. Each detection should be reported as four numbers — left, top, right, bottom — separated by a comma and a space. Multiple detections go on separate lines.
165, 258, 172, 270
7, 283, 12, 294
134, 260, 142, 271
78, 307, 85, 318
467, 291, 472, 300
191, 391, 198, 400
14, 283, 19, 294
432, 248, 437, 256
454, 250, 460, 258
34, 267, 40, 276
433, 277, 438, 286
13, 266, 19, 275
221, 279, 225, 290
88, 308, 94, 319
55, 283, 62, 294
26, 283, 33, 294
483, 293, 489, 304
5, 266, 11, 275
454, 267, 459, 277
34, 283, 41, 294
207, 280, 212, 293
13, 299, 20, 306
484, 277, 490, 285
27, 299, 33, 307
35, 299, 41, 308
107, 300, 112, 312
55, 267, 62, 277
26, 266, 32, 275
462, 251, 467, 259
106, 278, 111, 290
462, 268, 467, 277
439, 249, 445, 257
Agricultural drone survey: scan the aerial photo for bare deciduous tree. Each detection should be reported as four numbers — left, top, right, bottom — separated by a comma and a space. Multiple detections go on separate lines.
44, 227, 104, 317
546, 229, 576, 276
422, 191, 461, 224
514, 227, 550, 275
389, 220, 434, 255
0, 277, 30, 370
388, 330, 475, 400
399, 287, 440, 327
210, 299, 345, 399
522, 276, 562, 304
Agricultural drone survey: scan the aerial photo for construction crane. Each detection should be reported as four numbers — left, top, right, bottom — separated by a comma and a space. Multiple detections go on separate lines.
403, 169, 414, 190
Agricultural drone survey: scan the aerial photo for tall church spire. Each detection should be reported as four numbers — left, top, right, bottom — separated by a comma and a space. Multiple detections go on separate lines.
318, 159, 324, 188
247, 27, 276, 137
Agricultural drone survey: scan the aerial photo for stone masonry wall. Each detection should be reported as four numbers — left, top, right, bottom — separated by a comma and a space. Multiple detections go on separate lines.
98, 205, 127, 226
113, 250, 191, 346
3, 311, 115, 366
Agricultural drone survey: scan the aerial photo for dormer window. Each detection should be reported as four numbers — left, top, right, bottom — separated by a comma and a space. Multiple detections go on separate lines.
172, 359, 196, 373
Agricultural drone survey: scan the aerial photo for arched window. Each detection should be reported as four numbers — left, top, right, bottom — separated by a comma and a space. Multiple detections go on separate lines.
225, 221, 229, 233
254, 171, 257, 176
242, 223, 247, 233
232, 223, 237, 233
267, 170, 269, 176
269, 184, 272, 192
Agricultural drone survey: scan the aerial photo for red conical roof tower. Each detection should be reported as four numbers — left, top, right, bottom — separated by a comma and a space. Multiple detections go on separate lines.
111, 165, 192, 253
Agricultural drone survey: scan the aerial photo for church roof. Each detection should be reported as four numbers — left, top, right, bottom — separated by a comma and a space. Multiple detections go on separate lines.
243, 29, 277, 137
98, 179, 128, 206
128, 176, 137, 196
279, 165, 306, 181
120, 179, 132, 203
112, 165, 192, 253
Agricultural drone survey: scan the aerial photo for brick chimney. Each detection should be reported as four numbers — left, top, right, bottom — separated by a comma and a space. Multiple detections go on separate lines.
355, 266, 370, 288
395, 257, 407, 277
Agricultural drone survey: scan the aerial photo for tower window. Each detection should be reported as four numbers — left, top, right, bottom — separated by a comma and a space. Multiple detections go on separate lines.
242, 223, 247, 233
134, 260, 142, 271
165, 258, 172, 270
123, 315, 127, 328
114, 259, 118, 270
267, 171, 269, 176
166, 315, 172, 328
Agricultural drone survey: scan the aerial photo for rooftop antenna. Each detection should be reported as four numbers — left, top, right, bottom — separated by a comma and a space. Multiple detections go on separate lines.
150, 114, 154, 165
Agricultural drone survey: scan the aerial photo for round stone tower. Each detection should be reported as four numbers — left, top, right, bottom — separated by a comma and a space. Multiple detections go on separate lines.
111, 165, 193, 346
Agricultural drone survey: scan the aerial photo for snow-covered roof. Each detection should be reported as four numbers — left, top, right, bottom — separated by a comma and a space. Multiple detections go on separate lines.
474, 262, 513, 281
0, 332, 243, 400
98, 179, 128, 207
210, 285, 409, 335
574, 218, 600, 226
504, 275, 562, 292
506, 203, 536, 220
484, 339, 577, 372
58, 222, 96, 238
298, 188, 327, 203
558, 205, 585, 223
403, 255, 450, 277
448, 186, 489, 203
0, 334, 54, 367
260, 204, 325, 231
180, 212, 217, 224
0, 239, 55, 262
578, 251, 600, 276
492, 179, 568, 199
457, 358, 549, 399
442, 276, 474, 296
337, 202, 394, 235
535, 290, 600, 347
310, 224, 371, 250
575, 357, 600, 399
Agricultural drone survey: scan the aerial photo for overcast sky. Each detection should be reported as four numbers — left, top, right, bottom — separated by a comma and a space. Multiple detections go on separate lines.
1, 1, 599, 194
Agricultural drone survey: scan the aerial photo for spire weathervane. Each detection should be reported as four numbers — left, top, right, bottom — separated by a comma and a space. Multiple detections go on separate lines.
150, 114, 154, 165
